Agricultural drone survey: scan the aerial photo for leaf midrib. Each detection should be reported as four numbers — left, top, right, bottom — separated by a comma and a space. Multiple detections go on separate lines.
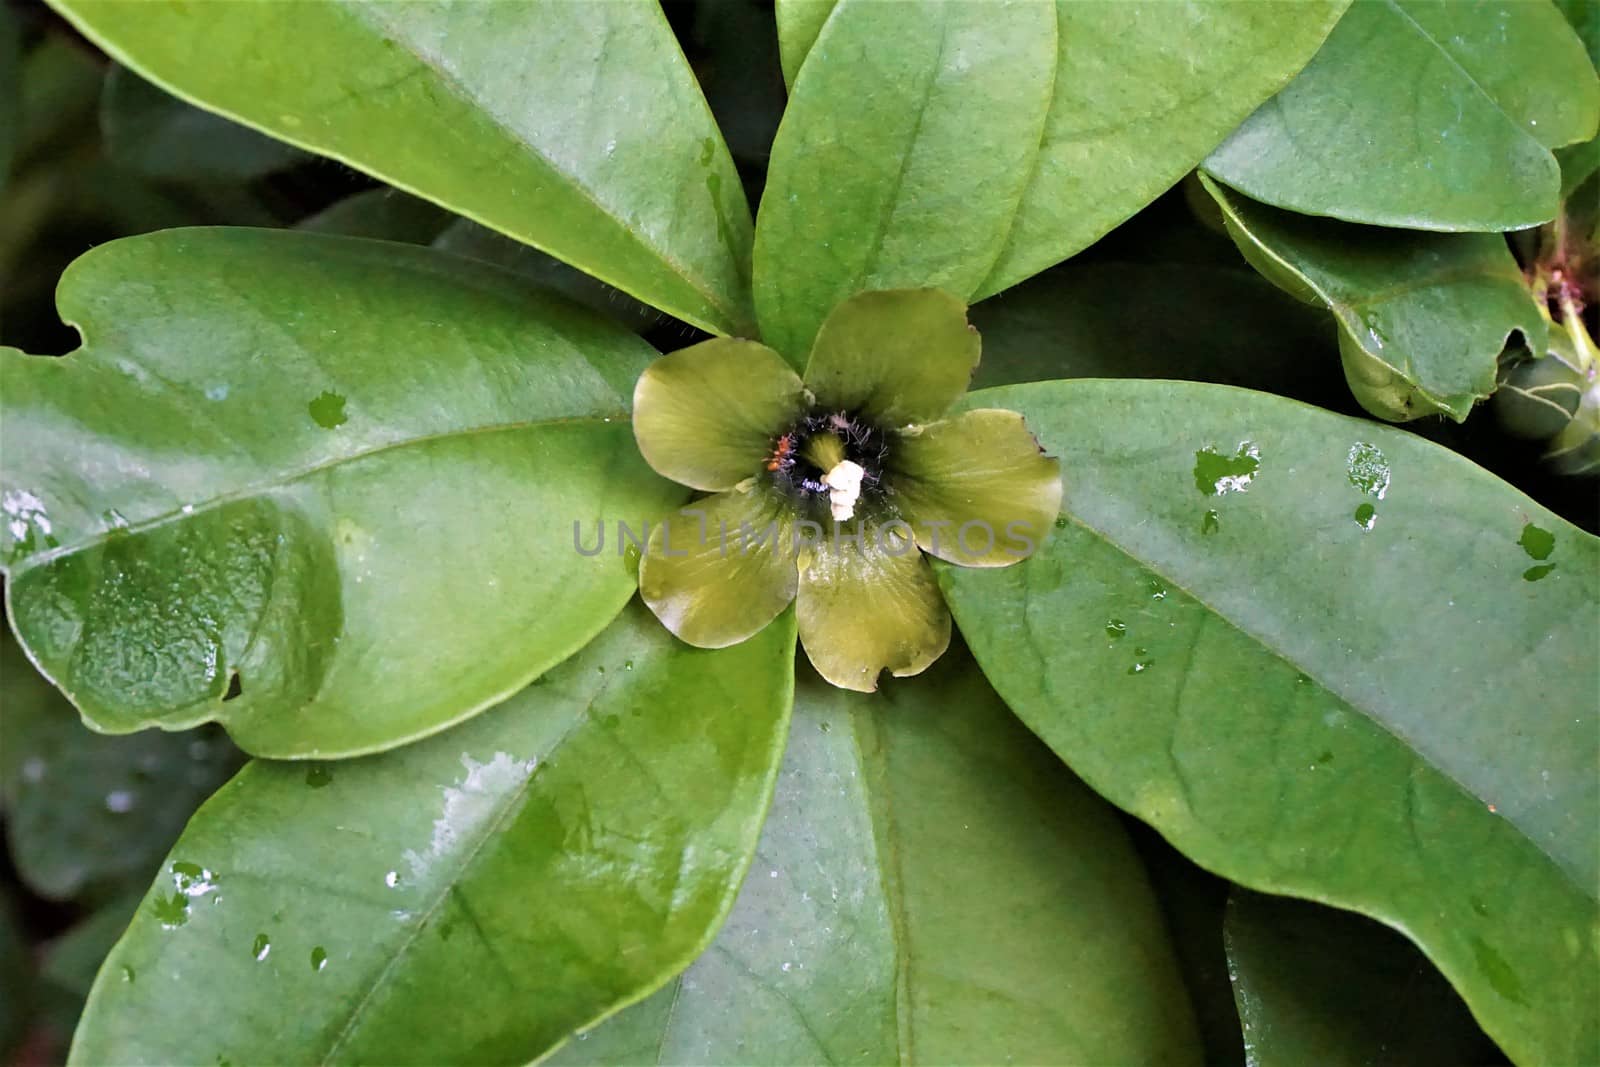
8, 412, 629, 576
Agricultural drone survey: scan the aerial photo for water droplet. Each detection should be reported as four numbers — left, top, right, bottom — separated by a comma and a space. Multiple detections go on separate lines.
205, 384, 229, 402
1192, 442, 1260, 496
252, 934, 271, 961
385, 871, 399, 888
818, 721, 831, 733
105, 789, 136, 813
1346, 442, 1391, 499
1518, 524, 1554, 561
305, 765, 333, 789
1523, 563, 1556, 582
623, 660, 633, 671
1201, 509, 1220, 535
781, 961, 792, 972
1128, 647, 1153, 674
308, 390, 349, 429
698, 136, 715, 166
1353, 502, 1377, 530
1147, 579, 1168, 600
311, 946, 328, 972
1105, 619, 1127, 640
1053, 515, 1068, 529
121, 965, 136, 983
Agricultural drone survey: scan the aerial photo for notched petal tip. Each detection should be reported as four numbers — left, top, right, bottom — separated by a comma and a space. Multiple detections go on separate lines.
796, 530, 952, 691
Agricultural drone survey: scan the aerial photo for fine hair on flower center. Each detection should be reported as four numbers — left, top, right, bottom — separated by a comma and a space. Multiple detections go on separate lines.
764, 410, 892, 521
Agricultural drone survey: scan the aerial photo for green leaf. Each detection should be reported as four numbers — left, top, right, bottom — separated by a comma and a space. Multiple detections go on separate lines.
547, 652, 1202, 1065
753, 0, 1057, 362
773, 0, 835, 88
974, 0, 1348, 299
940, 379, 1599, 1065
1225, 890, 1501, 1066
68, 603, 796, 1067
1203, 176, 1545, 422
51, 0, 756, 336
763, 1, 1346, 333
1, 228, 682, 758
1204, 0, 1599, 231
100, 64, 309, 183
969, 261, 1340, 403
0, 636, 241, 900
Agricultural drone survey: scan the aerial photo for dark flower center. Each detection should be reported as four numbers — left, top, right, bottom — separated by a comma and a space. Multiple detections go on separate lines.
764, 409, 892, 517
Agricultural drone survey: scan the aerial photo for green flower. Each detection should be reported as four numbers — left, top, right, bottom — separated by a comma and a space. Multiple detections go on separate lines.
633, 289, 1062, 691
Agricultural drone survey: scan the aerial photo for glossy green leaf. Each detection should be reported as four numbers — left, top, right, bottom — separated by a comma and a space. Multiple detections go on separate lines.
1205, 0, 1599, 231
1204, 177, 1545, 422
753, 0, 1057, 362
974, 0, 1348, 299
50, 0, 756, 335
773, 0, 835, 88
969, 261, 1341, 404
100, 64, 309, 183
0, 636, 240, 900
1225, 890, 1501, 1066
762, 0, 1346, 331
69, 603, 796, 1067
547, 652, 1202, 1066
941, 379, 1599, 1065
1, 228, 681, 758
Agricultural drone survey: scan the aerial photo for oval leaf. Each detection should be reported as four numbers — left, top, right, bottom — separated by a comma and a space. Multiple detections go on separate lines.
1, 229, 681, 758
1202, 176, 1546, 422
546, 651, 1202, 1065
68, 603, 796, 1066
753, 0, 1058, 362
973, 0, 1348, 299
1204, 0, 1599, 230
940, 379, 1599, 1065
51, 0, 755, 335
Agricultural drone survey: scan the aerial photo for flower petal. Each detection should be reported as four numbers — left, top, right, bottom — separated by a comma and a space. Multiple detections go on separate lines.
639, 487, 799, 648
634, 338, 806, 490
796, 524, 951, 691
802, 289, 979, 427
889, 408, 1062, 567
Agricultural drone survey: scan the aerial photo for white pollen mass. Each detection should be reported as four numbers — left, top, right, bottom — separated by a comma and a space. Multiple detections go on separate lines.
823, 460, 865, 522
